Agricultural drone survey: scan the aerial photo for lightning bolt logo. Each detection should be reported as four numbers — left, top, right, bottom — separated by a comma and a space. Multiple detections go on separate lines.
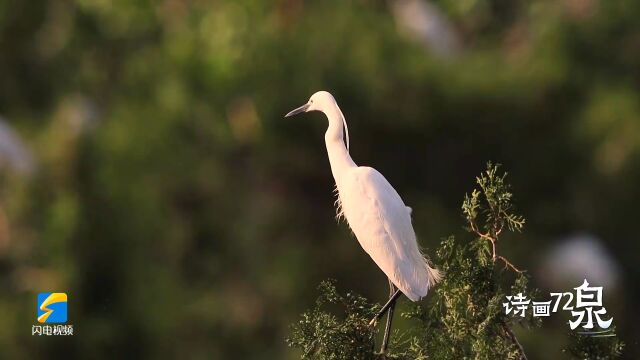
37, 293, 67, 323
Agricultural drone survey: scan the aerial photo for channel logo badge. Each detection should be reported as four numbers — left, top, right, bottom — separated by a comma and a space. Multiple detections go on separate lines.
37, 293, 67, 323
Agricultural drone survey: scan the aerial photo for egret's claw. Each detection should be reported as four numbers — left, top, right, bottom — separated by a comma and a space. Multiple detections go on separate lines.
369, 317, 378, 327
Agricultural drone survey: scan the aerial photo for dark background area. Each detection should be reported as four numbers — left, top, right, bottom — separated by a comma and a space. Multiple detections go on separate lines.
0, 0, 638, 358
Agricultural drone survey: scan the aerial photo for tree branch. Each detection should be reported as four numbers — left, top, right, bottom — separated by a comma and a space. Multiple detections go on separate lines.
502, 323, 528, 360
497, 255, 525, 273
468, 218, 524, 272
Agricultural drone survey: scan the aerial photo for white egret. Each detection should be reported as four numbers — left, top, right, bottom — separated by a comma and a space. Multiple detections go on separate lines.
286, 91, 441, 353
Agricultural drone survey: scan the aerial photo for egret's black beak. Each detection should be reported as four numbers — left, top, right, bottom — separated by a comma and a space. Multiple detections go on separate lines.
285, 103, 310, 117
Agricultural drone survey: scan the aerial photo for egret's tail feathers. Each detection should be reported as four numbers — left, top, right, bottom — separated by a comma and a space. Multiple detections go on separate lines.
426, 263, 442, 288
418, 247, 442, 289
397, 255, 443, 302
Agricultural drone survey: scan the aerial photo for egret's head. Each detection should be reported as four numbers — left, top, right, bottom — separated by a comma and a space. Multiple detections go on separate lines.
285, 91, 336, 117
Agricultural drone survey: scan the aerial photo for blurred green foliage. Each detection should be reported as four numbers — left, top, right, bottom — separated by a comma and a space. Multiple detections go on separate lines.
0, 0, 639, 359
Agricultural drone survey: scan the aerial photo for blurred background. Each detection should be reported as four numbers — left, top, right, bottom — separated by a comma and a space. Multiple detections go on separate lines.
0, 0, 639, 358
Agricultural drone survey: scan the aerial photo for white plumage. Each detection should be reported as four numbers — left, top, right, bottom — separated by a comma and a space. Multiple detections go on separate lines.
339, 166, 439, 300
286, 91, 441, 302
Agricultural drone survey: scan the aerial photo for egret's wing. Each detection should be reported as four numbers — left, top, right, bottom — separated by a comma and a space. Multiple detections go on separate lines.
340, 166, 433, 301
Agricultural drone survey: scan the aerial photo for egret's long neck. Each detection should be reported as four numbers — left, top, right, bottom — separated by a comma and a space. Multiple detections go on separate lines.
323, 104, 356, 184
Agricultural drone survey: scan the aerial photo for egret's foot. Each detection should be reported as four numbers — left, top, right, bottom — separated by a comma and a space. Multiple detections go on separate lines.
369, 317, 378, 327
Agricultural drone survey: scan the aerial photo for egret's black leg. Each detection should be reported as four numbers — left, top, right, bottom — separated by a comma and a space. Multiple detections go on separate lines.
369, 288, 402, 326
381, 279, 396, 353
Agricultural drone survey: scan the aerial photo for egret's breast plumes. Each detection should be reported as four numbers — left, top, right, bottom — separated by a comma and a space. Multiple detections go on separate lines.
333, 185, 346, 222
